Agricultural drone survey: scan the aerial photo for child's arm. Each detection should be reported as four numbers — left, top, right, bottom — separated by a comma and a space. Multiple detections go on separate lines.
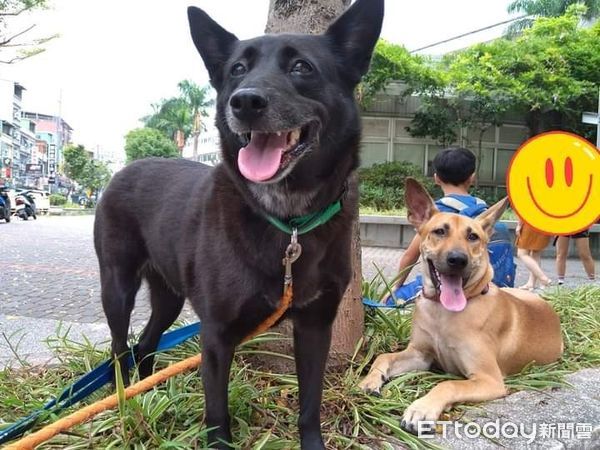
395, 234, 421, 286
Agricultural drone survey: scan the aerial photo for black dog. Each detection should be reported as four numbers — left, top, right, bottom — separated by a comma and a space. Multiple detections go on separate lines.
94, 0, 383, 448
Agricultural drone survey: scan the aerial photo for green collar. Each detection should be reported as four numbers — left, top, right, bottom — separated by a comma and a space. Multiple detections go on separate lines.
264, 198, 343, 235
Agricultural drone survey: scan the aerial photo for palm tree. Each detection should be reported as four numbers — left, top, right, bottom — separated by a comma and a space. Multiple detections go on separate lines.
142, 97, 192, 152
177, 80, 214, 161
506, 0, 600, 35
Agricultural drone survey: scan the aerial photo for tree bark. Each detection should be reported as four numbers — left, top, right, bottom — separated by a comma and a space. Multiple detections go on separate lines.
254, 0, 363, 372
265, 0, 351, 34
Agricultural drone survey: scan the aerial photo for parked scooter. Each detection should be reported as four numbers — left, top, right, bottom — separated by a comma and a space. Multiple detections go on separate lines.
15, 191, 37, 220
0, 186, 11, 223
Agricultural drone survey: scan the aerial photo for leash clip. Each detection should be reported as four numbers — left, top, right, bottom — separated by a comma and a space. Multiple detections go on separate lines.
282, 227, 302, 292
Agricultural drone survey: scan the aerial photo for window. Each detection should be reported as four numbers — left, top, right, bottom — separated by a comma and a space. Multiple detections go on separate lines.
393, 143, 425, 170
394, 119, 412, 138
360, 142, 388, 167
467, 126, 496, 144
476, 147, 494, 182
362, 118, 390, 139
496, 148, 515, 183
499, 126, 528, 145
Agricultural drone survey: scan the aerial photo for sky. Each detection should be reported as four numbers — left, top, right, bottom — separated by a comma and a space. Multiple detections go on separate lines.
2, 0, 515, 158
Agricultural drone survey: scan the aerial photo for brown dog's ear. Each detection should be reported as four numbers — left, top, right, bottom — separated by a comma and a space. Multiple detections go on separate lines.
476, 197, 509, 237
405, 178, 438, 229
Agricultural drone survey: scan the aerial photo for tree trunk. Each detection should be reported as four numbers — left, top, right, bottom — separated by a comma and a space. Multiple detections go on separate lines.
475, 126, 487, 188
255, 0, 363, 372
330, 211, 364, 365
192, 133, 199, 161
193, 112, 201, 161
265, 0, 351, 34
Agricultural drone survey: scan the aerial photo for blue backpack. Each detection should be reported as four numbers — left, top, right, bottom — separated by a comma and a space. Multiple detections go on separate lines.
436, 195, 516, 288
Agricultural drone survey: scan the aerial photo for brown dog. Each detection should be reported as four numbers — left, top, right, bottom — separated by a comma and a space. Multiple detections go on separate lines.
359, 178, 563, 434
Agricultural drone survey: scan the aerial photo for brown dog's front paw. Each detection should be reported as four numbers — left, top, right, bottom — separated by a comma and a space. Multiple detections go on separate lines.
358, 373, 385, 396
400, 398, 443, 435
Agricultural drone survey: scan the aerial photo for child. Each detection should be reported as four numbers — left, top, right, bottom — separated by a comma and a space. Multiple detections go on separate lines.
515, 220, 552, 290
389, 147, 487, 293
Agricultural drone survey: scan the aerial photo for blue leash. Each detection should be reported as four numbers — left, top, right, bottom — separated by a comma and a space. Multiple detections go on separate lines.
361, 276, 422, 308
0, 322, 201, 445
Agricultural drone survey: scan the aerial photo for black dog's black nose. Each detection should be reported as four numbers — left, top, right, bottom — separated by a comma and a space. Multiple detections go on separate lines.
446, 251, 468, 269
229, 88, 268, 121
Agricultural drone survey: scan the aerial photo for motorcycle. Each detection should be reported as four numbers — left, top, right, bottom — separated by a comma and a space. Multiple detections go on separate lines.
0, 187, 10, 223
15, 191, 37, 220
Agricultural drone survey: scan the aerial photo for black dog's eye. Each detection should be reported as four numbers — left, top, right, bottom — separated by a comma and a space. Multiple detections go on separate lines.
291, 60, 313, 75
433, 228, 446, 237
231, 63, 247, 77
467, 232, 479, 241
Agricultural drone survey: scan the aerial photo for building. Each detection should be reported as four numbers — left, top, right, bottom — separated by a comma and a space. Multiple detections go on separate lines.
360, 81, 529, 198
92, 144, 125, 174
23, 111, 73, 167
0, 79, 25, 184
18, 118, 37, 186
182, 124, 221, 166
23, 111, 73, 191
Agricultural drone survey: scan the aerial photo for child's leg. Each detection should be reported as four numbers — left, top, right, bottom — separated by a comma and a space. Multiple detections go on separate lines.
531, 250, 551, 286
518, 249, 537, 289
555, 236, 569, 284
518, 248, 549, 288
574, 237, 596, 280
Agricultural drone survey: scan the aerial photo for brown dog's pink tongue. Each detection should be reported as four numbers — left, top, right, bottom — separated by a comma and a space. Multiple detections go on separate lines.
238, 132, 287, 182
439, 274, 467, 312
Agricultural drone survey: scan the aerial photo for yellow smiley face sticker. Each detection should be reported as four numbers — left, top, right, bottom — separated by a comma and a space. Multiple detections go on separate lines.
507, 131, 600, 235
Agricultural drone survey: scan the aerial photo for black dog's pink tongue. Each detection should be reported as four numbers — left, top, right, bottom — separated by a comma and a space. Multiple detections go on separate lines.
439, 274, 467, 312
238, 132, 287, 182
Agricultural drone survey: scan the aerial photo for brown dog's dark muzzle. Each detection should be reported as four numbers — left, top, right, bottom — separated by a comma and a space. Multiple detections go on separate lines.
446, 250, 468, 271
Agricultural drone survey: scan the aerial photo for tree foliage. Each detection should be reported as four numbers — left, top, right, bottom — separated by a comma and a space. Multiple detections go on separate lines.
359, 40, 443, 106
506, 0, 600, 35
124, 128, 180, 163
63, 144, 111, 195
63, 144, 89, 181
143, 97, 192, 143
399, 7, 600, 147
359, 161, 439, 210
141, 79, 214, 154
0, 0, 59, 64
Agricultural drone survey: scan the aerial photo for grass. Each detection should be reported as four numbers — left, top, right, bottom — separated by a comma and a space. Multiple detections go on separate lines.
0, 282, 598, 449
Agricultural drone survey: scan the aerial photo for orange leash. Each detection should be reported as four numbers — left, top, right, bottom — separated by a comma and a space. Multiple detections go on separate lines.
6, 284, 293, 450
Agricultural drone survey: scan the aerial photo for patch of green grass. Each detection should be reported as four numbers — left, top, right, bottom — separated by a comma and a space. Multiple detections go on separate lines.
0, 283, 597, 449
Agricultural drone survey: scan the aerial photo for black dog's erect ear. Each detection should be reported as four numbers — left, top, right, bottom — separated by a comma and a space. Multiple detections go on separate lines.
187, 6, 239, 88
325, 0, 384, 86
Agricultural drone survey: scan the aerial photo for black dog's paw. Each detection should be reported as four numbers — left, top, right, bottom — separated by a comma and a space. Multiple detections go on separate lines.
300, 436, 325, 450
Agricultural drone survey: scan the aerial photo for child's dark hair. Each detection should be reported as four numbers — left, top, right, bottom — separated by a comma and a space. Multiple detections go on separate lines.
433, 147, 476, 185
